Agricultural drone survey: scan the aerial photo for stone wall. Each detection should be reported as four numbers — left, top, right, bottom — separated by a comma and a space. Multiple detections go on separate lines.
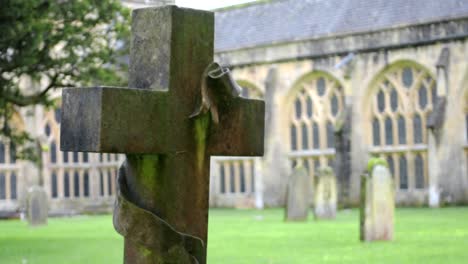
212, 20, 468, 207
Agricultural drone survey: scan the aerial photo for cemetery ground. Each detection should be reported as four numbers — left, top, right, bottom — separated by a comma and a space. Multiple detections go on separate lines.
1, 207, 468, 263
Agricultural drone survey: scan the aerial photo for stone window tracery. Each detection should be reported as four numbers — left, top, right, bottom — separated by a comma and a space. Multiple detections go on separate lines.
369, 64, 435, 190
0, 113, 23, 202
288, 72, 344, 179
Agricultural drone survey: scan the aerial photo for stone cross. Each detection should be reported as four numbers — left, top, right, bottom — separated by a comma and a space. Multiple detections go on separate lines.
60, 6, 264, 264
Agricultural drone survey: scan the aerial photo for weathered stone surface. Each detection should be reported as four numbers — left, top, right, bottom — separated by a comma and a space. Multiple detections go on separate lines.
334, 108, 352, 207
60, 6, 264, 264
313, 166, 337, 220
27, 186, 48, 226
360, 164, 395, 241
285, 166, 310, 221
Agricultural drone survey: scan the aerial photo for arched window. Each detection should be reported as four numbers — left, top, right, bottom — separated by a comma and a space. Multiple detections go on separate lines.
369, 62, 435, 191
0, 112, 24, 202
288, 72, 344, 178
214, 80, 263, 196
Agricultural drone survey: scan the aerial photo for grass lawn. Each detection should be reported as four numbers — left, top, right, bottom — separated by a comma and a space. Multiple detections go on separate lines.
1, 207, 468, 263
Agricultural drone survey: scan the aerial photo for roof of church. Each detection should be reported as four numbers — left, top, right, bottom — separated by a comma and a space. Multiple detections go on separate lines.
215, 0, 468, 52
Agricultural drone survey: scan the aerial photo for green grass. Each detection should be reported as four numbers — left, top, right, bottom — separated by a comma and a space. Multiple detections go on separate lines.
1, 208, 468, 263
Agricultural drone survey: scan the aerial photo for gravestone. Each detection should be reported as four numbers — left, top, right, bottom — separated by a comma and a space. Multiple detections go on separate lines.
360, 160, 395, 241
285, 166, 310, 221
60, 6, 264, 264
26, 186, 48, 226
313, 166, 337, 220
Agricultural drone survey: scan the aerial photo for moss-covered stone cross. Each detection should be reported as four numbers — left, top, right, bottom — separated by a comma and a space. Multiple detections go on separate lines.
60, 6, 264, 264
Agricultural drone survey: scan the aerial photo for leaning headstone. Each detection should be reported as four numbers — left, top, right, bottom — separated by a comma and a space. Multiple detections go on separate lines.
360, 158, 395, 241
285, 166, 310, 221
27, 186, 48, 226
314, 166, 337, 220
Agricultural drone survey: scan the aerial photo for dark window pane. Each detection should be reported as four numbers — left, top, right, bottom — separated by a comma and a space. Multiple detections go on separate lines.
0, 142, 5, 163
390, 88, 398, 111
413, 115, 423, 144
301, 123, 308, 149
99, 154, 103, 162
290, 125, 297, 151
466, 114, 468, 141
229, 163, 235, 193
386, 156, 395, 177
0, 173, 5, 199
327, 121, 335, 148
331, 94, 339, 116
50, 143, 57, 163
99, 171, 104, 196
295, 98, 302, 119
415, 155, 425, 189
399, 156, 408, 189
9, 142, 16, 163
63, 152, 69, 163
250, 161, 255, 193
385, 117, 393, 145
45, 123, 51, 137
107, 171, 112, 196
372, 118, 380, 146
107, 153, 112, 162
313, 122, 320, 149
317, 77, 326, 96
74, 172, 80, 198
83, 153, 89, 163
418, 84, 428, 109
431, 85, 437, 106
240, 163, 246, 193
10, 172, 17, 199
377, 90, 385, 112
84, 172, 89, 197
64, 172, 70, 198
220, 165, 225, 194
73, 152, 79, 163
55, 108, 61, 123
51, 172, 58, 198
398, 116, 406, 144
402, 67, 413, 88
314, 159, 320, 173
306, 97, 313, 118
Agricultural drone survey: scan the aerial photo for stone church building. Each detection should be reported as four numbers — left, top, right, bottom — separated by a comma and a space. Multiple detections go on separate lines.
1, 0, 468, 216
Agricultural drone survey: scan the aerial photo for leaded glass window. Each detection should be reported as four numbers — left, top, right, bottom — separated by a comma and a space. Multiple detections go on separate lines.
64, 172, 70, 198
288, 72, 344, 181
74, 172, 80, 198
10, 172, 16, 200
84, 172, 90, 197
415, 154, 425, 189
51, 172, 58, 198
370, 63, 435, 190
0, 173, 5, 199
399, 156, 408, 189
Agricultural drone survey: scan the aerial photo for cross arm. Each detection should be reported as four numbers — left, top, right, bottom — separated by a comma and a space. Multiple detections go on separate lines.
207, 97, 265, 156
60, 86, 170, 154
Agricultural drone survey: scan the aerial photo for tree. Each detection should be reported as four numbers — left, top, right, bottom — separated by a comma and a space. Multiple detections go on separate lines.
0, 0, 130, 159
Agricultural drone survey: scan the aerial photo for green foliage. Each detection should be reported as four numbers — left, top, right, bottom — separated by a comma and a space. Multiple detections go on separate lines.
367, 156, 389, 173
0, 0, 130, 157
1, 208, 468, 263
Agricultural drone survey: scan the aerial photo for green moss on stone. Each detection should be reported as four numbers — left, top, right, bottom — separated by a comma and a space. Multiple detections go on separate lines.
367, 157, 388, 173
